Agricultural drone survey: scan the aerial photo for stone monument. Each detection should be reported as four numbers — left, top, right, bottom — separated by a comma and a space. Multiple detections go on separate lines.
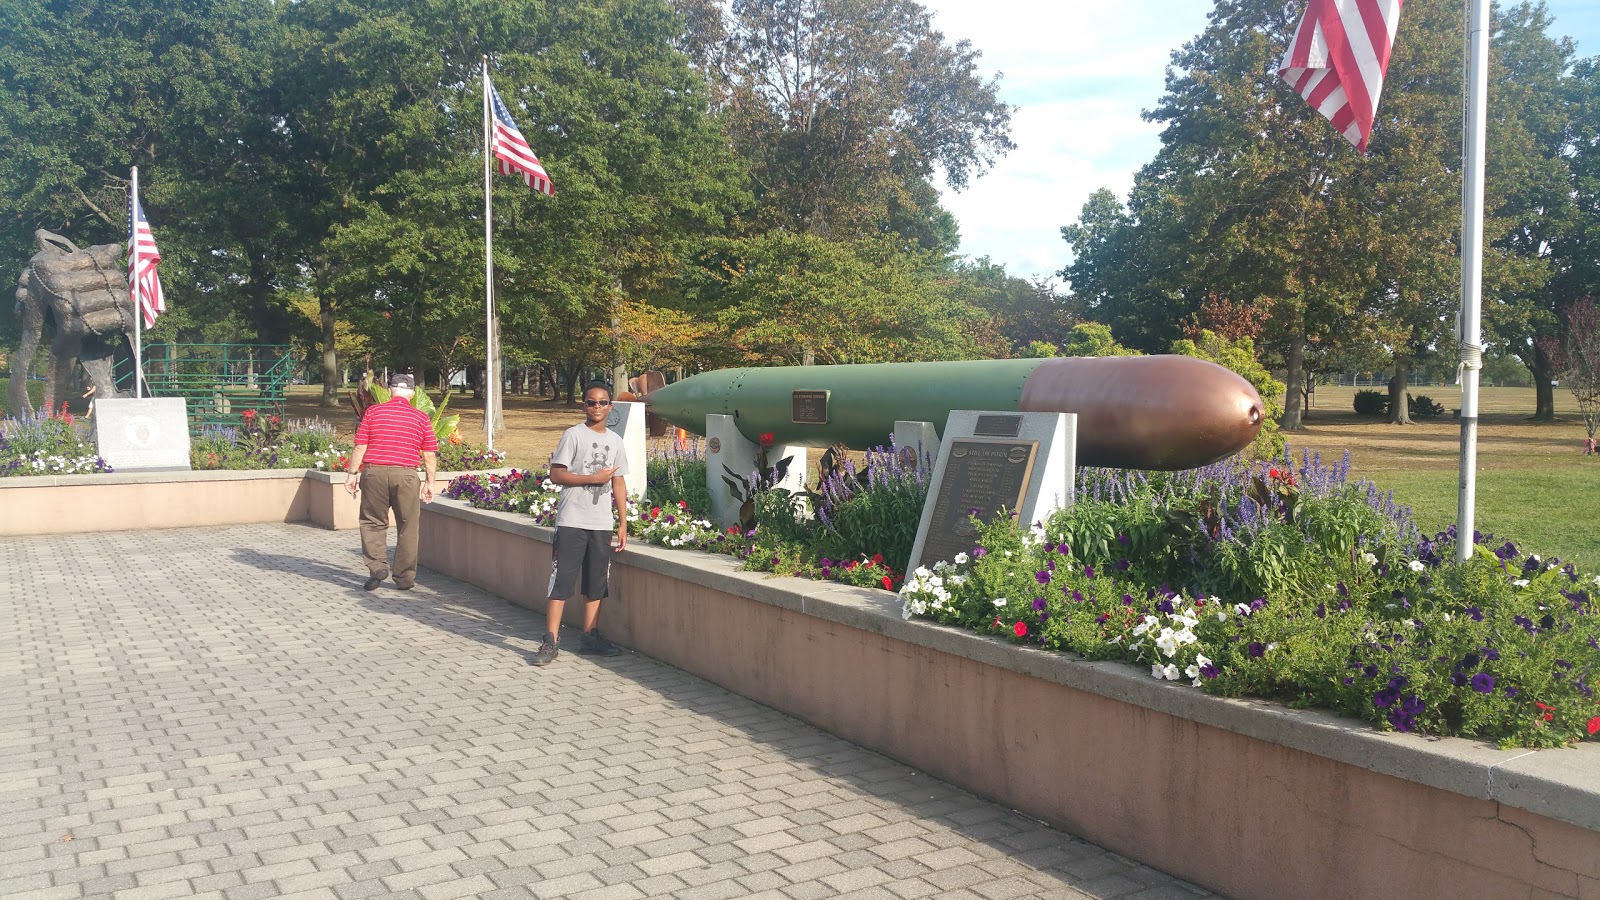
906, 410, 1076, 574
92, 397, 192, 473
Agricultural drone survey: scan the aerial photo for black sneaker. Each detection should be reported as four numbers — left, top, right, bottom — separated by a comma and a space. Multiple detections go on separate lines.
363, 570, 389, 591
530, 632, 560, 666
578, 629, 622, 657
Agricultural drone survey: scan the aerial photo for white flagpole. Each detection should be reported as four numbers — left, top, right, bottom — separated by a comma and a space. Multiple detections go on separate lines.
1455, 0, 1489, 562
130, 167, 145, 400
483, 57, 496, 451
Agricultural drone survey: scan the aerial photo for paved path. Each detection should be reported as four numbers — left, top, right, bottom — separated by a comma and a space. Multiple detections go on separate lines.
0, 524, 1217, 900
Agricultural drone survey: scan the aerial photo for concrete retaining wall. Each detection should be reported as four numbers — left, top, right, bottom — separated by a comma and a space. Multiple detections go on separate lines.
0, 469, 490, 535
418, 498, 1600, 900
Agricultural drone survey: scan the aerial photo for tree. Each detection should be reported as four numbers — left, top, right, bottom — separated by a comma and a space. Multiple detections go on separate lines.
947, 258, 1077, 355
0, 0, 284, 354
1537, 297, 1600, 449
272, 0, 747, 404
683, 0, 1013, 246
689, 231, 1004, 364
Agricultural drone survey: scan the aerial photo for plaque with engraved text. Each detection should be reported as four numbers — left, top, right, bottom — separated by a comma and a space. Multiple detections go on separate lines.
920, 438, 1037, 567
973, 414, 1022, 437
791, 389, 830, 425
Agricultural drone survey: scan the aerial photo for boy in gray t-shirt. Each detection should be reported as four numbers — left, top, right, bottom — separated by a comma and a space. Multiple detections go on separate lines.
532, 381, 629, 666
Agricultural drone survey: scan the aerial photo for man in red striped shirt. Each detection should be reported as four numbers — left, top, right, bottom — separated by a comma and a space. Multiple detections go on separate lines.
345, 373, 439, 591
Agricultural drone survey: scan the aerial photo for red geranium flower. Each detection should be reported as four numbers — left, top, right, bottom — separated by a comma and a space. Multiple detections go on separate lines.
1588, 716, 1600, 736
759, 431, 774, 447
242, 409, 257, 420
1535, 702, 1555, 722
870, 552, 883, 565
880, 576, 893, 591
1013, 621, 1027, 637
650, 506, 661, 517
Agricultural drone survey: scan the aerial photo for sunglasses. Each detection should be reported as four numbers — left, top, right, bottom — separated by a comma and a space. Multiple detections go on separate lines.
583, 399, 612, 407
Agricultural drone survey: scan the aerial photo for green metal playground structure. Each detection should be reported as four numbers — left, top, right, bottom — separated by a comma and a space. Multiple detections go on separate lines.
117, 344, 294, 432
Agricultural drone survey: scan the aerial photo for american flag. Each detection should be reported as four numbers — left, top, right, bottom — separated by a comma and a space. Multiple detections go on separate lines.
489, 80, 554, 196
1276, 0, 1404, 153
127, 196, 166, 328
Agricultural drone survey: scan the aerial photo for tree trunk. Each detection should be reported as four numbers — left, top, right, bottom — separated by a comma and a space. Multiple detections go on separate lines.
319, 294, 340, 408
560, 361, 583, 404
1387, 367, 1413, 425
1280, 332, 1306, 431
1529, 346, 1556, 421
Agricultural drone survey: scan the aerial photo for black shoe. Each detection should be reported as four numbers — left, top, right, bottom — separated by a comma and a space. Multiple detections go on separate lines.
363, 571, 388, 591
530, 632, 560, 666
578, 628, 622, 657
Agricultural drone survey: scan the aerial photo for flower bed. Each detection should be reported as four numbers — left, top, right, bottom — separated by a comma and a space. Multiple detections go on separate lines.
1, 406, 114, 475
415, 497, 1600, 899
442, 446, 1600, 749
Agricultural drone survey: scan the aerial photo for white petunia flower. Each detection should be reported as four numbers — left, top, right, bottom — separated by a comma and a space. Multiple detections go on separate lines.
1155, 630, 1178, 658
1152, 664, 1165, 679
1408, 560, 1425, 573
1513, 579, 1529, 587
1362, 552, 1379, 566
993, 597, 1007, 608
1162, 664, 1181, 681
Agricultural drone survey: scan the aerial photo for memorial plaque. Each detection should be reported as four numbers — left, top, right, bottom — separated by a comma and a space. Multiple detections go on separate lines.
791, 389, 830, 425
974, 414, 1022, 437
920, 438, 1036, 566
92, 397, 192, 472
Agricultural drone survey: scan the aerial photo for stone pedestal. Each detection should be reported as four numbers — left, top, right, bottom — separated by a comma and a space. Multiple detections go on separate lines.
606, 400, 648, 501
893, 420, 941, 471
907, 410, 1076, 574
705, 414, 806, 530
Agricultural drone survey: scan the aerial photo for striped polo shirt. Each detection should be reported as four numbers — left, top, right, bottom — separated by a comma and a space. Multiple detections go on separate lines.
354, 398, 439, 467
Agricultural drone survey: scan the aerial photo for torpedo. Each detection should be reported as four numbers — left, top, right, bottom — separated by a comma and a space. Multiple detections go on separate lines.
643, 356, 1265, 471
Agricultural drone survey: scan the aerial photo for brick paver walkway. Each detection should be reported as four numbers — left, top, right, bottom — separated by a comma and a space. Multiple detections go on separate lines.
1, 524, 1217, 900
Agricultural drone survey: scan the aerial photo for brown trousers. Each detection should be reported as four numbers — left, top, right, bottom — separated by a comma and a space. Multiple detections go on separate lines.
358, 465, 422, 586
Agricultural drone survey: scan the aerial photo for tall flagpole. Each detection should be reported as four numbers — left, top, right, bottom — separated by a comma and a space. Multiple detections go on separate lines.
130, 167, 145, 399
483, 56, 496, 451
1455, 0, 1489, 562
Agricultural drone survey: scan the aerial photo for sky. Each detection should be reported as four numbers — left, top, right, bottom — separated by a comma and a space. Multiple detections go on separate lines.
922, 0, 1600, 285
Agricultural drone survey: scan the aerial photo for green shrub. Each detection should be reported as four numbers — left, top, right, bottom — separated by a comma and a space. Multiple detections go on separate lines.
811, 443, 930, 574
644, 441, 711, 513
1409, 393, 1445, 419
1354, 389, 1389, 415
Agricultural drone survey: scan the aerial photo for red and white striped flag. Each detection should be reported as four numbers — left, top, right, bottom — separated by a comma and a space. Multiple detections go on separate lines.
1276, 0, 1404, 153
489, 80, 554, 196
127, 197, 166, 327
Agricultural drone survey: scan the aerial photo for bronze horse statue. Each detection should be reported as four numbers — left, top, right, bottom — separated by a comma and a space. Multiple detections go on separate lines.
9, 229, 137, 415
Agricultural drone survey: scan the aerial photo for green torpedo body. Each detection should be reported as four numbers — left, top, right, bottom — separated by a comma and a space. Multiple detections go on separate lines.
644, 356, 1265, 471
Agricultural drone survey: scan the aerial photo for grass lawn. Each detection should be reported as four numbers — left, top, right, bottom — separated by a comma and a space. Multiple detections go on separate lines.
1288, 385, 1599, 572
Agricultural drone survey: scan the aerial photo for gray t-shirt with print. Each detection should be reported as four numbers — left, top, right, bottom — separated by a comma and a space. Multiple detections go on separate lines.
550, 423, 629, 530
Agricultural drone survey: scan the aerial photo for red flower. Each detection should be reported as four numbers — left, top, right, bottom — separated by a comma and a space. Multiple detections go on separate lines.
759, 432, 774, 447
1535, 702, 1555, 722
870, 553, 883, 565
242, 409, 257, 420
1588, 716, 1600, 736
1268, 467, 1280, 479
880, 576, 893, 591
650, 506, 661, 517
1013, 621, 1027, 638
